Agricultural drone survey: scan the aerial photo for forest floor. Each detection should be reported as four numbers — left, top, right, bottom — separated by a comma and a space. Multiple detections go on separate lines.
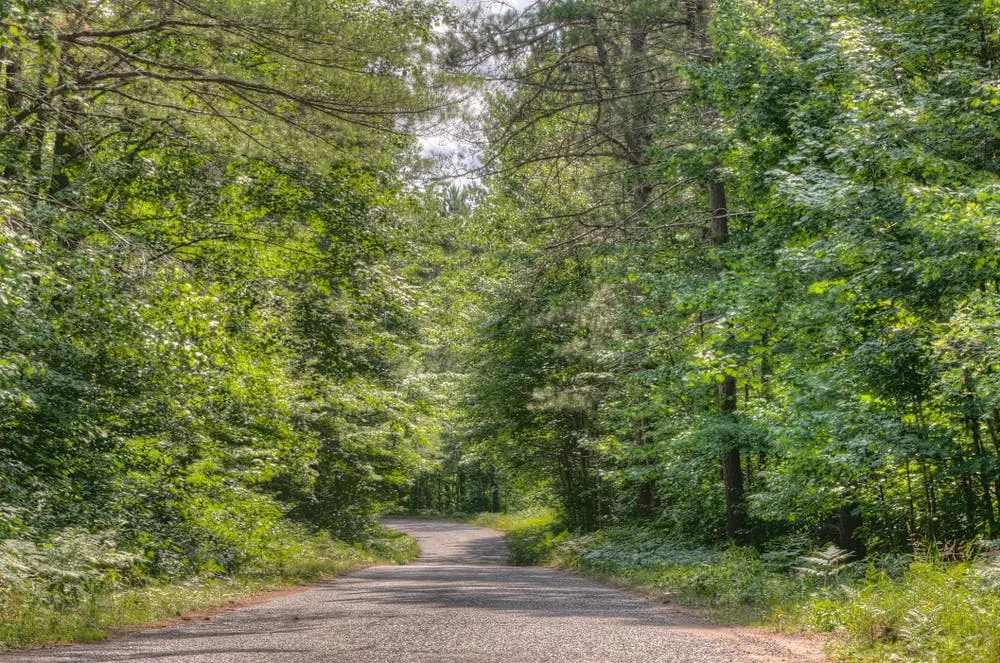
0, 520, 825, 662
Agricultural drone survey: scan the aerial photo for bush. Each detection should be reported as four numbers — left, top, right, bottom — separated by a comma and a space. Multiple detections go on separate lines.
797, 560, 1000, 662
0, 526, 417, 650
553, 526, 816, 617
475, 512, 1000, 661
471, 510, 569, 565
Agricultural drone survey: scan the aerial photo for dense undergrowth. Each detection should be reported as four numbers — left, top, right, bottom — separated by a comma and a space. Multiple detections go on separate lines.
0, 527, 417, 650
472, 511, 1000, 663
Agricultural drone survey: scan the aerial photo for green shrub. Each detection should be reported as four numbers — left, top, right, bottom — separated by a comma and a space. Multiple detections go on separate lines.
362, 527, 421, 564
476, 513, 1000, 661
795, 560, 1000, 662
471, 510, 569, 565
553, 527, 817, 619
0, 527, 417, 650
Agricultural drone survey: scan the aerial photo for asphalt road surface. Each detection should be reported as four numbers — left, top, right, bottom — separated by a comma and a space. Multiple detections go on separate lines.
2, 519, 824, 662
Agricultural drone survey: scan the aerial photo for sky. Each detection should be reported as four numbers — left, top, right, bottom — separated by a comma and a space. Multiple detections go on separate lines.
417, 0, 537, 184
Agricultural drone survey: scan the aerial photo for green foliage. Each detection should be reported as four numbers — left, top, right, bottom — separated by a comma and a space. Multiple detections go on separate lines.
554, 527, 817, 619
0, 0, 441, 648
0, 528, 418, 650
471, 509, 569, 565
484, 513, 1000, 661
361, 528, 422, 565
796, 559, 1000, 662
445, 0, 1000, 564
481, 513, 823, 619
7, 0, 1000, 659
795, 544, 855, 588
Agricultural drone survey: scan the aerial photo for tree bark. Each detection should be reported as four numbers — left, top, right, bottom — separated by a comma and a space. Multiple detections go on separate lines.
719, 373, 745, 540
708, 179, 728, 245
685, 0, 747, 542
634, 420, 655, 518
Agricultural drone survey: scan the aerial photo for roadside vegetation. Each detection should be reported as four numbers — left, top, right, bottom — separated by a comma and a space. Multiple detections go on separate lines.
473, 510, 1000, 663
0, 527, 417, 650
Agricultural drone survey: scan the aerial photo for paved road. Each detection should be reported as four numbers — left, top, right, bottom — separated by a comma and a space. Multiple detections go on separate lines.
2, 520, 823, 662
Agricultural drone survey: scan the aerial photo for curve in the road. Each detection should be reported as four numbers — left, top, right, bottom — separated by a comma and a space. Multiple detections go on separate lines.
1, 519, 824, 662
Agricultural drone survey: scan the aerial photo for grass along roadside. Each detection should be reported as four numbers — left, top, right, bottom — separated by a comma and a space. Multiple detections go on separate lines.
471, 510, 1000, 663
0, 527, 418, 651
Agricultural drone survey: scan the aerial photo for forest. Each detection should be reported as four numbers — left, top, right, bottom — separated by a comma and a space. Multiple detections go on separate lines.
1, 0, 1000, 660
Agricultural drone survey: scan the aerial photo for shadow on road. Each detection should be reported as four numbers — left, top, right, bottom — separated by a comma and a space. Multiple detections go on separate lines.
325, 564, 709, 627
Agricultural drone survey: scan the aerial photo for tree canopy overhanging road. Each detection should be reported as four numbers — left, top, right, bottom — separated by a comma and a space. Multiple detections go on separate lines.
3, 0, 1000, 660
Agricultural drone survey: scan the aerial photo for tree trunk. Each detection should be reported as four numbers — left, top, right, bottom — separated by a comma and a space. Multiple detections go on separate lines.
634, 420, 655, 517
835, 504, 865, 557
708, 180, 745, 541
708, 179, 728, 245
719, 373, 745, 540
686, 0, 747, 543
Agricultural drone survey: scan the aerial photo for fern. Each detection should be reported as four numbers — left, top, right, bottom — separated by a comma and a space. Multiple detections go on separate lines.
794, 544, 853, 587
